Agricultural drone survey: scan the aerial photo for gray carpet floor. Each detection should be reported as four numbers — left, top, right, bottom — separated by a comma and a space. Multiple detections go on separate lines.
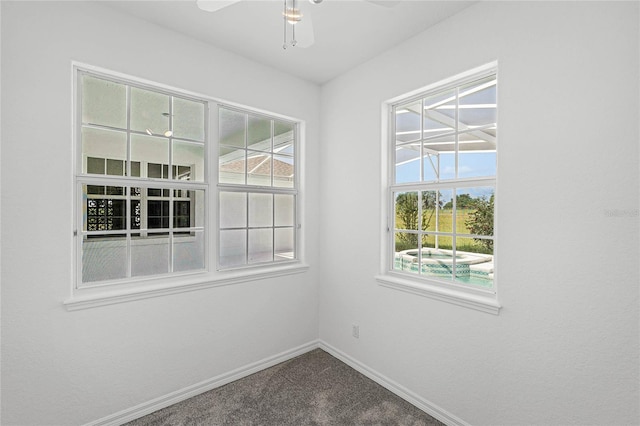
124, 348, 444, 425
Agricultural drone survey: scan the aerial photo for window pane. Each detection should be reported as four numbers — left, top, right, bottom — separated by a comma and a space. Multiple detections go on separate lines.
273, 155, 294, 188
395, 144, 420, 184
247, 152, 272, 186
249, 193, 273, 228
439, 153, 455, 181
174, 230, 205, 272
81, 75, 126, 128
274, 194, 295, 226
423, 89, 456, 138
131, 235, 169, 277
458, 151, 496, 180
433, 233, 454, 251
82, 236, 127, 283
248, 115, 272, 152
394, 231, 419, 253
82, 128, 127, 174
274, 120, 294, 138
393, 232, 418, 273
394, 192, 419, 231
219, 191, 247, 229
130, 87, 170, 135
421, 191, 438, 232
173, 141, 203, 182
422, 134, 455, 180
220, 108, 246, 148
421, 234, 437, 252
458, 76, 497, 129
173, 97, 205, 142
454, 236, 493, 289
131, 134, 169, 174
220, 229, 246, 268
419, 235, 454, 280
274, 228, 294, 261
422, 151, 439, 182
219, 146, 246, 185
436, 189, 454, 233
248, 228, 273, 263
274, 121, 294, 155
458, 132, 496, 179
395, 102, 421, 143
456, 187, 494, 237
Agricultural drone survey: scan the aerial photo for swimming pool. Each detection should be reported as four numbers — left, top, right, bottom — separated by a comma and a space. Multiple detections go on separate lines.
394, 248, 493, 287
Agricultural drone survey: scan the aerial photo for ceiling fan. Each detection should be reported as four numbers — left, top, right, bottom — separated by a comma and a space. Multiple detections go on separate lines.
196, 0, 401, 49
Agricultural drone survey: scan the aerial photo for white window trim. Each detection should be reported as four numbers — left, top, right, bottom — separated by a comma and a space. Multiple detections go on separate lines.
377, 62, 501, 315
64, 263, 310, 311
67, 62, 307, 310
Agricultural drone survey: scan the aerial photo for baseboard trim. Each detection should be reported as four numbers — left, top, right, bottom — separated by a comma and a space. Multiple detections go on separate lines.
86, 340, 320, 426
87, 339, 466, 426
318, 340, 469, 426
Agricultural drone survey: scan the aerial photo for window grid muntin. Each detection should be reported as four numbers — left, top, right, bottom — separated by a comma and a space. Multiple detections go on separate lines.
390, 72, 496, 290
76, 69, 208, 288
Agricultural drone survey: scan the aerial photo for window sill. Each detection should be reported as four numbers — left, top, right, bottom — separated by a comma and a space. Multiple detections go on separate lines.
375, 273, 501, 315
64, 263, 310, 311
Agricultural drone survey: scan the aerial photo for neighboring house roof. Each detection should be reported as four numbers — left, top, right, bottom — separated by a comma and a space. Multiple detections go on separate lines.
220, 155, 294, 178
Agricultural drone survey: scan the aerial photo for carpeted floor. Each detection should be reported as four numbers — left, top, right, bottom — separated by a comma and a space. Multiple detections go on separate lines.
125, 348, 444, 425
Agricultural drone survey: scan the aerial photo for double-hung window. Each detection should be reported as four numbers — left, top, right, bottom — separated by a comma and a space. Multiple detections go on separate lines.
76, 70, 207, 286
217, 106, 298, 269
385, 68, 497, 305
72, 66, 302, 302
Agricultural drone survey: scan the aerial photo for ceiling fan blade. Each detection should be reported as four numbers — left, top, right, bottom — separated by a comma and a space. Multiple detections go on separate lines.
295, 2, 315, 48
196, 0, 242, 13
365, 0, 401, 7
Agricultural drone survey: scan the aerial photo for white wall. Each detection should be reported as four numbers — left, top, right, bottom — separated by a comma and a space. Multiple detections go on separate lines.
1, 2, 320, 425
319, 1, 639, 425
2, 1, 639, 425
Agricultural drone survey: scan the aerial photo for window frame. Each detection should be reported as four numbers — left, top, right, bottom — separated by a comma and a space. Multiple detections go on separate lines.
376, 63, 501, 315
216, 104, 300, 271
68, 63, 307, 309
75, 68, 209, 288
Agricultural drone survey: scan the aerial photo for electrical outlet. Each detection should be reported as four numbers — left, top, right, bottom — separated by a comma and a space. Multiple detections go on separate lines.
352, 324, 360, 339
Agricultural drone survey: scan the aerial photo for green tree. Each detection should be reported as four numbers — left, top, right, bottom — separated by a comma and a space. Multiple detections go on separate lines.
443, 193, 478, 209
464, 194, 494, 251
395, 192, 440, 249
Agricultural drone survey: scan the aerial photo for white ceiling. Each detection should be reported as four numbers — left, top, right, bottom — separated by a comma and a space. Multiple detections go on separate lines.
103, 0, 476, 85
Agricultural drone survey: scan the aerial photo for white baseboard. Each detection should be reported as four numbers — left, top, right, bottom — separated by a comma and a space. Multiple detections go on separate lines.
86, 340, 320, 426
318, 340, 469, 426
87, 339, 466, 426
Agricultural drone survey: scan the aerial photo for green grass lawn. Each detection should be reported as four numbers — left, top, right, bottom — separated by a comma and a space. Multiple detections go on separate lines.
395, 208, 493, 254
